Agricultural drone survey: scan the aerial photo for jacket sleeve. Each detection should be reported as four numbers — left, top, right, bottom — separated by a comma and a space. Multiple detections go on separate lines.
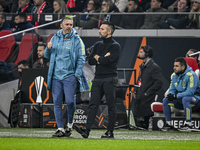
75, 37, 86, 78
177, 73, 198, 98
168, 73, 178, 95
88, 43, 98, 65
167, 15, 189, 29
145, 65, 163, 95
98, 44, 120, 65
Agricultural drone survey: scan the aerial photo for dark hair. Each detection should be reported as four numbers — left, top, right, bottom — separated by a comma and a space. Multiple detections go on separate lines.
15, 12, 26, 21
175, 57, 187, 67
189, 49, 199, 58
186, 0, 191, 7
92, 0, 101, 10
141, 45, 153, 58
102, 21, 115, 34
129, 0, 140, 6
17, 60, 30, 68
156, 0, 163, 3
38, 41, 47, 47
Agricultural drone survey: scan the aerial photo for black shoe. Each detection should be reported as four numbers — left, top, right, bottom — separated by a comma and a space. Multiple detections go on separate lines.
73, 124, 89, 138
52, 129, 65, 138
178, 124, 193, 132
161, 124, 177, 131
65, 127, 72, 137
101, 130, 114, 138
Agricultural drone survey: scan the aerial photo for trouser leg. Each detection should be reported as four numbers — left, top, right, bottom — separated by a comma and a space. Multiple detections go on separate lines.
63, 76, 77, 124
52, 79, 64, 128
182, 96, 199, 122
163, 97, 172, 121
103, 77, 117, 131
85, 80, 102, 131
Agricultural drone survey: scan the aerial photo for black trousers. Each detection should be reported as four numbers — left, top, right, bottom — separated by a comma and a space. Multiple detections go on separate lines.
85, 76, 118, 131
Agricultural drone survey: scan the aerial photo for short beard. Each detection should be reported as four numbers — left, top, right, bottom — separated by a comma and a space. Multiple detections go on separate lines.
100, 33, 108, 39
175, 70, 184, 75
137, 56, 145, 60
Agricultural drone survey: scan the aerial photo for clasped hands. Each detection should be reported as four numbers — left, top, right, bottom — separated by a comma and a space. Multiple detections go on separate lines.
167, 93, 177, 101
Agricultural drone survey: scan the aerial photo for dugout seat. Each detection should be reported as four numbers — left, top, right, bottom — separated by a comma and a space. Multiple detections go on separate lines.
151, 101, 200, 118
0, 31, 16, 62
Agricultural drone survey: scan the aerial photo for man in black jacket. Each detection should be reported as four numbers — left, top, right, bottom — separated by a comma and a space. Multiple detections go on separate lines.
120, 0, 144, 29
133, 45, 163, 129
74, 21, 121, 138
13, 12, 36, 41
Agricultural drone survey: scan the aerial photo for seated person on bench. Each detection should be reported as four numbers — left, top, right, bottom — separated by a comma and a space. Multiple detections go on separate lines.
162, 57, 200, 131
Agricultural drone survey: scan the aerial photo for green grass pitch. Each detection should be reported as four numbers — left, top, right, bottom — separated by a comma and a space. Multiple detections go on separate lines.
0, 127, 200, 150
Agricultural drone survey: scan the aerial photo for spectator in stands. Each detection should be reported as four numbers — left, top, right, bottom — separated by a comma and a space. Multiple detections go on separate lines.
33, 42, 49, 68
111, 0, 129, 12
119, 0, 144, 29
13, 12, 35, 41
140, 0, 167, 29
158, 0, 190, 29
0, 1, 8, 13
16, 0, 33, 13
98, 0, 121, 28
44, 17, 89, 138
7, 0, 19, 13
53, 0, 69, 13
79, 0, 101, 29
17, 60, 30, 90
31, 0, 53, 26
188, 0, 200, 29
133, 46, 163, 129
186, 49, 200, 68
0, 12, 11, 31
53, 0, 70, 28
65, 0, 88, 12
161, 57, 200, 131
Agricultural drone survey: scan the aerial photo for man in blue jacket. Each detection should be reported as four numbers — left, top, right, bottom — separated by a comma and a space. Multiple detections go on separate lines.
44, 17, 89, 138
162, 57, 200, 131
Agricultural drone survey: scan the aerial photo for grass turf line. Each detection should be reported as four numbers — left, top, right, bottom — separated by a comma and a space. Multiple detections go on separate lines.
1, 138, 200, 150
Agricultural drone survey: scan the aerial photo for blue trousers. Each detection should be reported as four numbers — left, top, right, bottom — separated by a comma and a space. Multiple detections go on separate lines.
163, 96, 199, 122
52, 76, 77, 128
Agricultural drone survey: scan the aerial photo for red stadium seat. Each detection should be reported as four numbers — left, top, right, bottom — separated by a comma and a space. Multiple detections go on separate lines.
0, 31, 16, 62
185, 57, 199, 72
46, 33, 55, 44
15, 33, 38, 64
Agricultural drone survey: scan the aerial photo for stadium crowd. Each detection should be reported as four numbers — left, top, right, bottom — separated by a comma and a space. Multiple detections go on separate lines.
0, 0, 200, 30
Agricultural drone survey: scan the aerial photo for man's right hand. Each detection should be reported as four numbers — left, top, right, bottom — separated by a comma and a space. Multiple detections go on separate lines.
47, 41, 53, 49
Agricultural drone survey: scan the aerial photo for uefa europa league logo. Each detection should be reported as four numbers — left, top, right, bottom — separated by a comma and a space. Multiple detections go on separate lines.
34, 76, 44, 103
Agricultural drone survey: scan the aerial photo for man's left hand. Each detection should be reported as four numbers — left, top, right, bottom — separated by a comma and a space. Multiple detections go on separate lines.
94, 55, 100, 64
167, 93, 177, 101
